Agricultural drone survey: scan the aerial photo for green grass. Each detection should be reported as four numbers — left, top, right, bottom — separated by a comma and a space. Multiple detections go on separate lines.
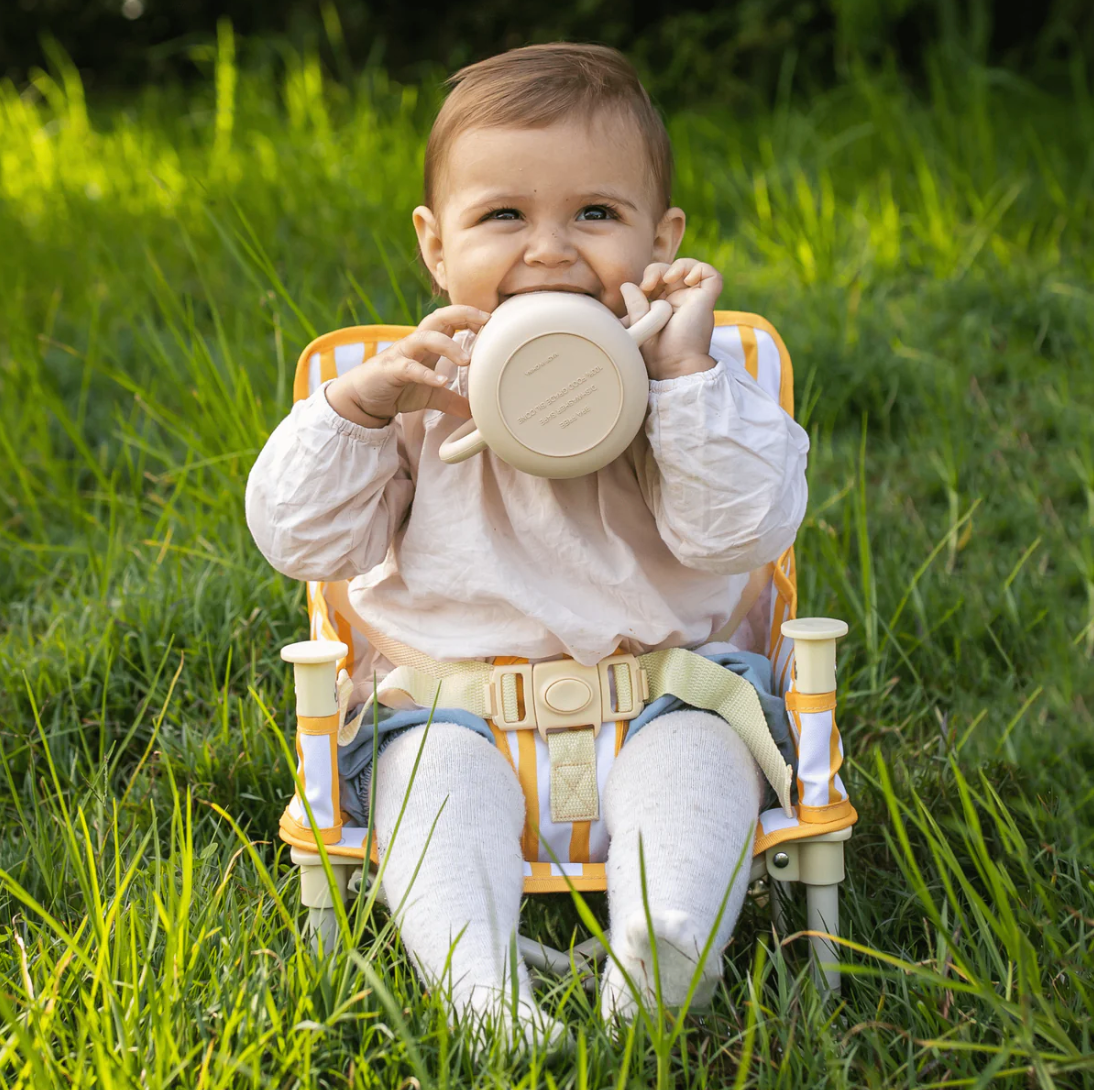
1, 30, 1093, 1086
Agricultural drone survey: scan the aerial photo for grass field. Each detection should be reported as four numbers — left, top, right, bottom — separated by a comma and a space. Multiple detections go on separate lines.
1, 30, 1093, 1087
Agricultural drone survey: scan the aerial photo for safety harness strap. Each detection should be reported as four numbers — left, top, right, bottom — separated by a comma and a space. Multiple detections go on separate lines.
360, 625, 794, 816
636, 647, 793, 815
371, 662, 494, 717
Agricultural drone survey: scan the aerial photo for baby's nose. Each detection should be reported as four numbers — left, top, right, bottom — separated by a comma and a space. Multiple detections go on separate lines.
523, 225, 576, 266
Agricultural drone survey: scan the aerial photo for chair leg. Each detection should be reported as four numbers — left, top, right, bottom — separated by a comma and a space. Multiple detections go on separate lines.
804, 882, 840, 995
306, 906, 342, 955
770, 878, 790, 936
573, 935, 608, 964
518, 935, 572, 975
799, 840, 845, 996
298, 861, 352, 955
518, 933, 606, 975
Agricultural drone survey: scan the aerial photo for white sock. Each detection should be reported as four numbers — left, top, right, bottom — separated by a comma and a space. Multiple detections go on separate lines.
600, 709, 763, 1019
373, 722, 568, 1051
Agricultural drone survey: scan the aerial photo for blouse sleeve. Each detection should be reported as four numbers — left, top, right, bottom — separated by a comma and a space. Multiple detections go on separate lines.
245, 382, 415, 581
635, 357, 809, 575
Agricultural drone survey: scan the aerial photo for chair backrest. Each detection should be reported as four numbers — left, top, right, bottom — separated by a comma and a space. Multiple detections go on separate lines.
292, 312, 799, 695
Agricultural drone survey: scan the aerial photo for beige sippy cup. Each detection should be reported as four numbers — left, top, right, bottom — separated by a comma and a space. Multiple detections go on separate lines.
438, 291, 672, 479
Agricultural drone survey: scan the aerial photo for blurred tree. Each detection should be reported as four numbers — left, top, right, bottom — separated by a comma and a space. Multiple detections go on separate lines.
1, 0, 1089, 104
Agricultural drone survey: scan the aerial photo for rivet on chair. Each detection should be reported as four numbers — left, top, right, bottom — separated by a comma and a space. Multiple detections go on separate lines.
773, 851, 790, 869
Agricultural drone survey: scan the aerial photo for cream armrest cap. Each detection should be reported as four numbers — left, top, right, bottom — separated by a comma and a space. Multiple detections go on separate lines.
781, 618, 848, 641
281, 640, 349, 665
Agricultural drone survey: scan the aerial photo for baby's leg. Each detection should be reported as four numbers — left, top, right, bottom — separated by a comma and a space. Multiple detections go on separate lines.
372, 722, 565, 1048
601, 709, 763, 1018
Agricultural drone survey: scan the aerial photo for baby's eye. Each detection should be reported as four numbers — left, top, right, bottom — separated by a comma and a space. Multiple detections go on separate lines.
577, 205, 618, 221
482, 208, 521, 221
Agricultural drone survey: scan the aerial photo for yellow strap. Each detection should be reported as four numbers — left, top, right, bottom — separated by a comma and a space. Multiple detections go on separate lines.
297, 713, 339, 736
569, 818, 591, 863
280, 808, 343, 844
785, 690, 836, 713
516, 729, 540, 860
798, 799, 856, 824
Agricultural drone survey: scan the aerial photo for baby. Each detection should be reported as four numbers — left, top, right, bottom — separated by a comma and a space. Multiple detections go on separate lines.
247, 43, 808, 1045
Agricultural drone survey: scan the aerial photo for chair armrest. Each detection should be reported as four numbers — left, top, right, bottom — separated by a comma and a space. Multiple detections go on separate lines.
780, 618, 847, 694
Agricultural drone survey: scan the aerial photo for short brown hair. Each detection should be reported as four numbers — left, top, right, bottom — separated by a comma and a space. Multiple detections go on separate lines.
424, 43, 673, 211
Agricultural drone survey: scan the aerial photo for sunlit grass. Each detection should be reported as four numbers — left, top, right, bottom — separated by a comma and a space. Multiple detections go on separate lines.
1, 30, 1092, 1086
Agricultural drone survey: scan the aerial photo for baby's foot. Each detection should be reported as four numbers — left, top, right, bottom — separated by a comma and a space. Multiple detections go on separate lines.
600, 909, 721, 1021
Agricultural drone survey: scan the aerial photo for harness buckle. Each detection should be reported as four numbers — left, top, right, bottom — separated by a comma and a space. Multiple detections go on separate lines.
483, 653, 648, 740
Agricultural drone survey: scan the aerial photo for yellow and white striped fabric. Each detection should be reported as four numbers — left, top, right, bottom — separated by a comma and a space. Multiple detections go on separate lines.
278, 313, 857, 885
752, 687, 857, 853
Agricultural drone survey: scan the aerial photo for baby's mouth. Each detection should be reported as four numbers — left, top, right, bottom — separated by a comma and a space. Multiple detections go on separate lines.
501, 286, 597, 300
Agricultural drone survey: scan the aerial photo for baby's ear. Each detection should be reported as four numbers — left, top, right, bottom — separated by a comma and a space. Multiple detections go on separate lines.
652, 207, 686, 264
413, 206, 447, 292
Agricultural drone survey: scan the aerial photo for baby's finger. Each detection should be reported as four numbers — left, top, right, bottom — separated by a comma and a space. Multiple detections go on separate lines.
401, 330, 472, 367
662, 258, 699, 284
390, 358, 469, 417
639, 262, 670, 293
620, 282, 651, 329
393, 356, 453, 389
683, 261, 719, 287
418, 305, 491, 334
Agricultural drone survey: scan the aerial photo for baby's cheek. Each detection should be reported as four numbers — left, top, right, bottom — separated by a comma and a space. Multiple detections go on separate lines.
600, 274, 643, 318
445, 276, 499, 314
600, 290, 629, 319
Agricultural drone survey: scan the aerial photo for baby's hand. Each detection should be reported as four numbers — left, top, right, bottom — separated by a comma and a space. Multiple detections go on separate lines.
622, 259, 722, 381
325, 305, 489, 427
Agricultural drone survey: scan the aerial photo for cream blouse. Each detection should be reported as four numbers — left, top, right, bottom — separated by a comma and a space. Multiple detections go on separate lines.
246, 330, 809, 674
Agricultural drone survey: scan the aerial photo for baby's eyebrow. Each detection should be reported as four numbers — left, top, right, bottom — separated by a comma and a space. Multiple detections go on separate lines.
463, 191, 526, 209
578, 191, 640, 212
460, 190, 640, 214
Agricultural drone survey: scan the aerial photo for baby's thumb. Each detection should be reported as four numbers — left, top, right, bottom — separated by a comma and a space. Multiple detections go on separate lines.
619, 282, 651, 330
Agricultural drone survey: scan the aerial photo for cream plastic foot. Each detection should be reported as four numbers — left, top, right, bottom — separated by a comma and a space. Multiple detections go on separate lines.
297, 860, 352, 908
306, 906, 342, 956
805, 884, 840, 995
293, 849, 356, 955
799, 837, 845, 996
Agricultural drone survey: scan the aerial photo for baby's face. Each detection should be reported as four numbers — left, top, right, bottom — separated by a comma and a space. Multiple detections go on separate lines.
413, 114, 685, 318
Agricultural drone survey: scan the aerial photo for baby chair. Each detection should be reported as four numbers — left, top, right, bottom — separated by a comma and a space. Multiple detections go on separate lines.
276, 312, 857, 995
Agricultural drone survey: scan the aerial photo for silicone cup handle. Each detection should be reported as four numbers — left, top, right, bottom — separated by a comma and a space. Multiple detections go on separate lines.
438, 418, 489, 464
626, 298, 673, 347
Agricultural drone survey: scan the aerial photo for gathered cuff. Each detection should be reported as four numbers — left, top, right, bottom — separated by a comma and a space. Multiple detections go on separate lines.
647, 357, 727, 397
313, 380, 396, 444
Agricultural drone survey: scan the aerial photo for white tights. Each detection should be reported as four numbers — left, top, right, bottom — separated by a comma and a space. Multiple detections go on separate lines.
371, 709, 762, 1037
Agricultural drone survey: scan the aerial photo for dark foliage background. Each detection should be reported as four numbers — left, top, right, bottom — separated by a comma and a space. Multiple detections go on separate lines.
3, 0, 1092, 107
